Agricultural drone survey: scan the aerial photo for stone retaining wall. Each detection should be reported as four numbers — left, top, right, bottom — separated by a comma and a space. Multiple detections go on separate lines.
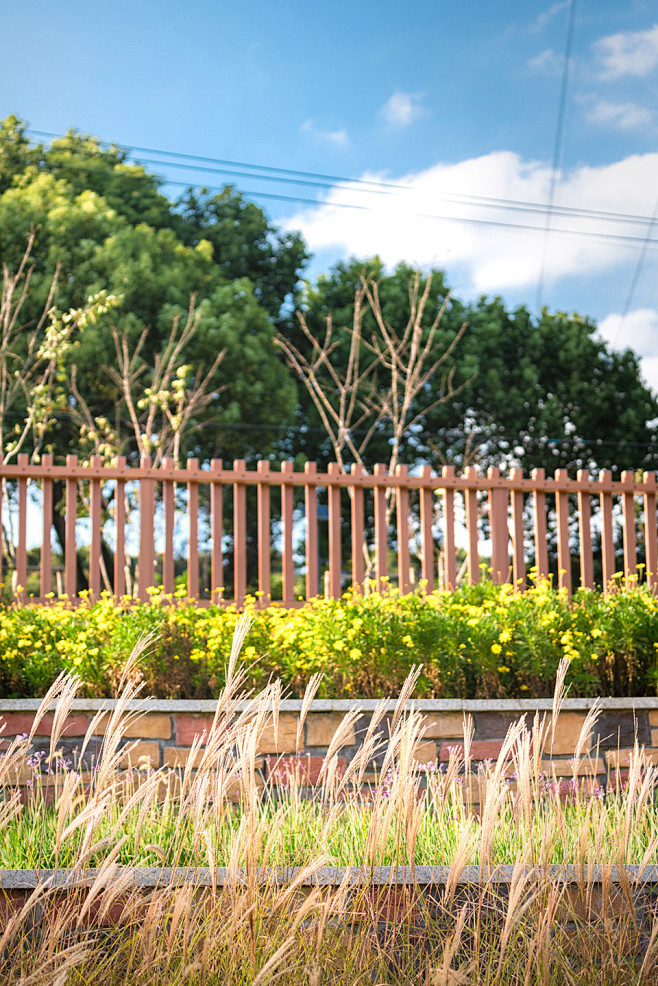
2, 697, 657, 798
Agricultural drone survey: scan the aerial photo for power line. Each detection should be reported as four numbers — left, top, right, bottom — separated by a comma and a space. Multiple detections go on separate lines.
536, 0, 577, 311
21, 139, 658, 251
26, 128, 403, 192
28, 126, 658, 231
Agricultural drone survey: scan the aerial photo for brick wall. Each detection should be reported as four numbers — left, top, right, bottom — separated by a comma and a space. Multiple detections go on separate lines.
2, 698, 657, 801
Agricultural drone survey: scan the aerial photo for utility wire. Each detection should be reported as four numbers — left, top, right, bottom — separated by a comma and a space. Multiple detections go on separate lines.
22, 140, 658, 251
28, 126, 658, 230
536, 0, 577, 311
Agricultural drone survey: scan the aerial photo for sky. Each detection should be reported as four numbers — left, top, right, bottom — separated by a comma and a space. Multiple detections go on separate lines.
2, 0, 658, 387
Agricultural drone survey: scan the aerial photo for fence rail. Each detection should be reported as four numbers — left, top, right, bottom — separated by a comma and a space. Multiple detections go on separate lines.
1, 453, 656, 604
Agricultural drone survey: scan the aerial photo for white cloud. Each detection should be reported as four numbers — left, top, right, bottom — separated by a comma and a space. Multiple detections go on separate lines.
587, 99, 652, 130
283, 149, 658, 297
528, 2, 569, 34
528, 48, 560, 73
598, 309, 658, 392
300, 119, 349, 147
593, 24, 658, 79
379, 91, 425, 128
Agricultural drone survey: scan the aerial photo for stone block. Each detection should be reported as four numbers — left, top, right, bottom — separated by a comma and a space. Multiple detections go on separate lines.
475, 713, 524, 740
606, 748, 658, 769
421, 713, 465, 739
306, 713, 355, 748
163, 746, 206, 769
593, 712, 649, 749
0, 713, 91, 737
92, 713, 172, 739
413, 741, 438, 765
649, 711, 658, 728
173, 714, 216, 745
439, 739, 504, 762
120, 741, 160, 769
266, 754, 346, 786
256, 714, 299, 754
545, 757, 605, 777
547, 713, 591, 755
652, 729, 658, 748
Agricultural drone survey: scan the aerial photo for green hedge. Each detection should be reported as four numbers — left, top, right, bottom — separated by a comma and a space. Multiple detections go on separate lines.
1, 578, 657, 699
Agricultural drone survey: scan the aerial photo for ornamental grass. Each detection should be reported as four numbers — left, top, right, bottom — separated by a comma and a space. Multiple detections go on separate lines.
0, 620, 657, 983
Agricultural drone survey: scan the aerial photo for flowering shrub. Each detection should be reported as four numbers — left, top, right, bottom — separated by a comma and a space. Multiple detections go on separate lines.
1, 578, 657, 699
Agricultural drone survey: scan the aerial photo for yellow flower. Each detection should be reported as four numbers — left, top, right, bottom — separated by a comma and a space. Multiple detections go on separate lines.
491, 643, 502, 655
499, 629, 512, 643
497, 665, 510, 673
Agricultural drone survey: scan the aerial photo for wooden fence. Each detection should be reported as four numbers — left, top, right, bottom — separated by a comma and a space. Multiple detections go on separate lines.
0, 453, 656, 604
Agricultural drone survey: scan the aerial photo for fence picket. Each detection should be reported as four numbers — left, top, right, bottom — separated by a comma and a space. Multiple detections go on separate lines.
65, 454, 78, 598
643, 472, 657, 590
327, 462, 342, 599
532, 468, 549, 579
162, 458, 175, 595
350, 463, 365, 593
304, 462, 318, 600
374, 463, 388, 592
396, 464, 411, 594
89, 455, 102, 598
233, 459, 247, 606
41, 454, 53, 597
187, 459, 199, 600
621, 470, 637, 585
465, 466, 479, 585
555, 469, 572, 595
210, 458, 224, 604
488, 467, 509, 584
599, 469, 615, 593
510, 468, 525, 589
442, 465, 456, 590
281, 461, 295, 605
257, 460, 271, 602
114, 457, 126, 598
420, 465, 435, 591
577, 470, 594, 589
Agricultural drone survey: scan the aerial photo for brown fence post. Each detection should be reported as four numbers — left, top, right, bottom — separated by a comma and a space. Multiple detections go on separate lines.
420, 465, 435, 591
281, 461, 295, 606
395, 464, 411, 594
442, 465, 457, 590
113, 456, 126, 598
15, 454, 28, 601
210, 459, 224, 604
65, 454, 78, 598
465, 466, 480, 585
89, 455, 102, 598
327, 462, 342, 598
304, 462, 318, 600
374, 463, 388, 592
187, 459, 199, 600
577, 469, 594, 589
233, 459, 247, 606
488, 467, 509, 584
510, 467, 525, 589
532, 468, 549, 580
350, 463, 365, 594
621, 470, 637, 586
555, 468, 572, 596
599, 469, 615, 594
161, 458, 175, 595
138, 456, 156, 602
643, 472, 657, 591
257, 460, 271, 603
40, 453, 53, 598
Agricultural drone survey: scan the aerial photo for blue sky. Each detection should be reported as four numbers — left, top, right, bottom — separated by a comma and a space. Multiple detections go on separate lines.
3, 0, 658, 386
